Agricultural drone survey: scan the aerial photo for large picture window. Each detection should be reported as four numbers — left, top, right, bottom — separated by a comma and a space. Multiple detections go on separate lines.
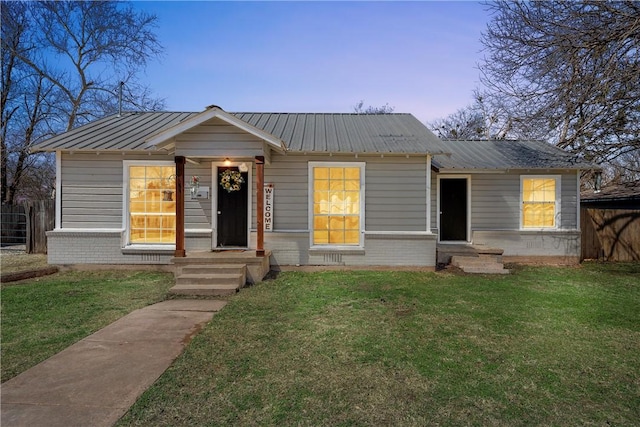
310, 162, 364, 247
521, 176, 560, 229
128, 164, 176, 244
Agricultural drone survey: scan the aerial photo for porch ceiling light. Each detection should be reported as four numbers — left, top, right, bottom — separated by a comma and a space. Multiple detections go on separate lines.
224, 158, 231, 166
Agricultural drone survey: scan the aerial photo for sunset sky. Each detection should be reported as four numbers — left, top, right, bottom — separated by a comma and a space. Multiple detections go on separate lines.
133, 1, 490, 123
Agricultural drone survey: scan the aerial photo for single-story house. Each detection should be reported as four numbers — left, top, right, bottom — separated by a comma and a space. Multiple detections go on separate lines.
34, 106, 596, 271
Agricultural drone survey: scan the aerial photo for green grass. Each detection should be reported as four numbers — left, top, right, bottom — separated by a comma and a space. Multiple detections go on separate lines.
119, 263, 640, 426
1, 270, 174, 382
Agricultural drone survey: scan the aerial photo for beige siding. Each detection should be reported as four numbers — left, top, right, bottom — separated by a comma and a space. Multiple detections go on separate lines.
431, 170, 580, 238
365, 157, 428, 232
61, 153, 125, 228
430, 172, 438, 231
185, 162, 213, 229
470, 171, 579, 231
61, 153, 213, 230
263, 155, 310, 230
174, 118, 266, 158
262, 154, 429, 233
471, 173, 520, 230
560, 172, 579, 229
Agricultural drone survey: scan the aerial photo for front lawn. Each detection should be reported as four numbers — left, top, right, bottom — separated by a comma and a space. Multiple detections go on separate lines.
1, 270, 174, 382
119, 263, 640, 426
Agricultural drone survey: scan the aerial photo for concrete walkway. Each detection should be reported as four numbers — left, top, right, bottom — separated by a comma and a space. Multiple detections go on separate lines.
1, 299, 226, 427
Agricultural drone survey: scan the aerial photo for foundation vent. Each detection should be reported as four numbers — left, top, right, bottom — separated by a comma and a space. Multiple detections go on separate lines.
323, 253, 343, 264
141, 253, 162, 262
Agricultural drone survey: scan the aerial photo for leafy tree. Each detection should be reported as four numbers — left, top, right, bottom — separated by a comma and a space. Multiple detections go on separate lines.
478, 0, 640, 177
1, 1, 164, 204
353, 100, 395, 114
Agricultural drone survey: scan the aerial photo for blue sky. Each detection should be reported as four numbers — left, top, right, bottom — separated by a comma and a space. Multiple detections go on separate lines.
133, 1, 489, 123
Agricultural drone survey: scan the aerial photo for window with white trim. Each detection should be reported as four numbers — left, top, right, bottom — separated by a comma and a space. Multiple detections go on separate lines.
309, 162, 364, 247
521, 175, 560, 229
127, 164, 176, 244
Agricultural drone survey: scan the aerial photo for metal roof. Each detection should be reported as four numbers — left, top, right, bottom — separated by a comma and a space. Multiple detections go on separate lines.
32, 111, 594, 170
33, 112, 197, 152
33, 111, 451, 155
431, 139, 596, 171
233, 112, 451, 154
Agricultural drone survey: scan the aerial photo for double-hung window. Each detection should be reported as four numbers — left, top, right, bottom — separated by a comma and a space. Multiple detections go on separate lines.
126, 162, 176, 244
309, 162, 364, 247
521, 175, 560, 229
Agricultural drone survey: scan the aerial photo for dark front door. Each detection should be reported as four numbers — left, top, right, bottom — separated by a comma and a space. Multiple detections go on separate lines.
440, 178, 467, 241
217, 167, 248, 247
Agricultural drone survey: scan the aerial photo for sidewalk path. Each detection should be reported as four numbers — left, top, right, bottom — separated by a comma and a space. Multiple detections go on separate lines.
1, 299, 226, 427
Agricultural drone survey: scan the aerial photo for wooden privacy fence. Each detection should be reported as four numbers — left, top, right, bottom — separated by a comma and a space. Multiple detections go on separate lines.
1, 200, 55, 254
581, 207, 640, 262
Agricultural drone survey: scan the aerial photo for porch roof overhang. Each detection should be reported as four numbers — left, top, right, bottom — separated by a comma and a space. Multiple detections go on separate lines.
144, 106, 287, 155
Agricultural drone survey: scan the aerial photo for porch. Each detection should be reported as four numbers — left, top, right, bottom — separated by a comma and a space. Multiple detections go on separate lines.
170, 250, 272, 296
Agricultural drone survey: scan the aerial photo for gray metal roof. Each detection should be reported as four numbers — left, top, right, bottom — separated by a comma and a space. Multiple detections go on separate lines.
33, 112, 197, 152
233, 112, 450, 154
432, 139, 596, 171
33, 111, 594, 170
33, 111, 450, 155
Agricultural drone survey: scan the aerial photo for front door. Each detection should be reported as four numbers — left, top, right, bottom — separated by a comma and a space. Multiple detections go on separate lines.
216, 166, 248, 247
440, 178, 468, 241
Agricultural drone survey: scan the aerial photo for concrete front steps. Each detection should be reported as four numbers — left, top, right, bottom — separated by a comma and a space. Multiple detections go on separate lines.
170, 264, 247, 296
451, 255, 510, 274
169, 250, 271, 296
438, 244, 509, 274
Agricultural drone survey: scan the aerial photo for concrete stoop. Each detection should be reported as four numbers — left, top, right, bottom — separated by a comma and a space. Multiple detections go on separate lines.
169, 250, 271, 296
170, 264, 247, 296
451, 255, 510, 274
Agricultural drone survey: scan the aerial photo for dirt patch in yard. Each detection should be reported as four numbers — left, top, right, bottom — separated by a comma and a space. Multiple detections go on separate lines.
1, 247, 51, 282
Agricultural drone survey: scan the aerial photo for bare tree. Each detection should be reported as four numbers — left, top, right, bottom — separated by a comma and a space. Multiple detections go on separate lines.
1, 1, 164, 204
428, 91, 539, 140
1, 1, 55, 203
429, 105, 486, 140
353, 100, 395, 114
478, 1, 640, 178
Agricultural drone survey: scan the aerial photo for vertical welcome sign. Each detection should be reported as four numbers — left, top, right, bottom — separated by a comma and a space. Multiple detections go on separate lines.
264, 183, 274, 232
